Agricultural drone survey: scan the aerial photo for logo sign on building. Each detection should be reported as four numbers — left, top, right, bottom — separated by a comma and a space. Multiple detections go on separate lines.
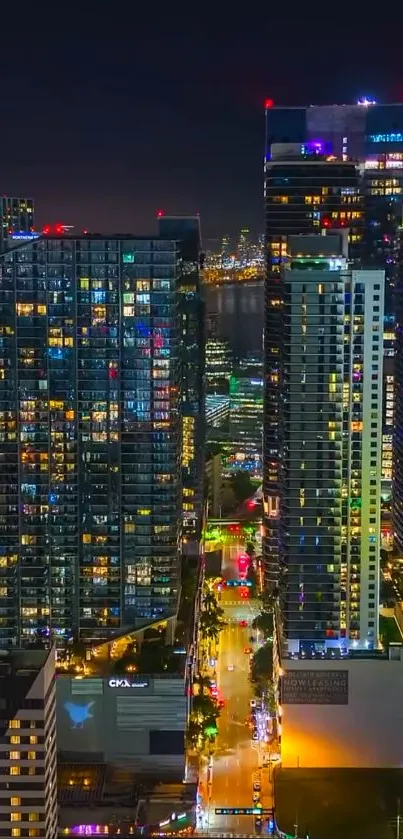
282, 669, 348, 705
11, 232, 40, 241
108, 678, 149, 689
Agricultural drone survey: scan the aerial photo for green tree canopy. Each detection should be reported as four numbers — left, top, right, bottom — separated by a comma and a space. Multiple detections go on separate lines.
252, 610, 274, 638
250, 642, 273, 684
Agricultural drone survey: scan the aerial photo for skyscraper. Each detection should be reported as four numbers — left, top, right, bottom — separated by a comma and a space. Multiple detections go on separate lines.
263, 138, 363, 589
229, 356, 263, 469
0, 196, 35, 251
158, 216, 205, 544
0, 233, 182, 646
279, 233, 384, 651
264, 100, 403, 550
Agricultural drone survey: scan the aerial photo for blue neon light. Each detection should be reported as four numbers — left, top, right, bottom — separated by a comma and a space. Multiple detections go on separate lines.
368, 133, 403, 143
10, 232, 40, 241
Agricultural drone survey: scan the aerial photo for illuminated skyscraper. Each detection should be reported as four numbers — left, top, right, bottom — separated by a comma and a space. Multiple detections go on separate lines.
263, 100, 403, 550
0, 196, 34, 251
158, 216, 205, 543
279, 234, 384, 652
263, 137, 363, 589
0, 233, 181, 645
229, 356, 263, 466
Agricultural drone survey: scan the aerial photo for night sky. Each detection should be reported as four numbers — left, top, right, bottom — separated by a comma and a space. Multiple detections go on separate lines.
1, 10, 403, 240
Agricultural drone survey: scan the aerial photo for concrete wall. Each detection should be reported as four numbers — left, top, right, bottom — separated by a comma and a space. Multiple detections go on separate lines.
57, 674, 187, 775
280, 656, 403, 768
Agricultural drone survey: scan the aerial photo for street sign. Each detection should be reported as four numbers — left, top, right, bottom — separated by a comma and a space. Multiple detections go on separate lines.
225, 580, 252, 587
215, 808, 273, 816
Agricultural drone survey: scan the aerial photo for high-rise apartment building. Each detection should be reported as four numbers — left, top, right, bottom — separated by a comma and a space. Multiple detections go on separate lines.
0, 197, 35, 251
263, 138, 363, 588
158, 216, 205, 543
229, 355, 263, 463
279, 234, 384, 652
206, 337, 232, 393
264, 100, 403, 549
0, 233, 182, 645
0, 647, 57, 838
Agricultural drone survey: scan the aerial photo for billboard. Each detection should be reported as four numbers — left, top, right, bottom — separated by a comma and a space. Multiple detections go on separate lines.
282, 669, 348, 705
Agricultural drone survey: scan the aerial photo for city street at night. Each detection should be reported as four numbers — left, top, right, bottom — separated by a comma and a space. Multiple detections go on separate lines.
198, 538, 274, 836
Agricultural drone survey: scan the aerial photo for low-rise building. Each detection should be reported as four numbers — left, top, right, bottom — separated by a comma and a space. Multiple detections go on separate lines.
56, 673, 187, 777
0, 647, 57, 838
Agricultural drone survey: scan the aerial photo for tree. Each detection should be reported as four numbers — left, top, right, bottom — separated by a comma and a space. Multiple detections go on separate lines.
193, 673, 213, 696
245, 541, 256, 559
250, 642, 273, 686
252, 610, 274, 638
230, 471, 255, 504
187, 693, 221, 751
199, 610, 225, 643
220, 483, 238, 515
246, 564, 258, 596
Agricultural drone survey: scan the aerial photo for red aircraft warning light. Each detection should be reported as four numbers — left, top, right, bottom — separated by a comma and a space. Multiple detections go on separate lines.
157, 209, 165, 218
265, 98, 274, 109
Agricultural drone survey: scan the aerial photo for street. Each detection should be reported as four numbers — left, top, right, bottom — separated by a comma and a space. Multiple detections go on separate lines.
199, 539, 273, 836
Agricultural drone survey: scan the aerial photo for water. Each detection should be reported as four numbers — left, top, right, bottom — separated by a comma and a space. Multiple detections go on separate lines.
204, 281, 264, 358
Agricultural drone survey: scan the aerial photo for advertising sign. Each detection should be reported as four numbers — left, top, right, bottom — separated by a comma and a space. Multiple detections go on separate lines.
108, 678, 149, 689
282, 669, 348, 705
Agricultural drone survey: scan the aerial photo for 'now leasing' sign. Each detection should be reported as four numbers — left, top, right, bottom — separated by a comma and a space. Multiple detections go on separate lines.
281, 669, 348, 705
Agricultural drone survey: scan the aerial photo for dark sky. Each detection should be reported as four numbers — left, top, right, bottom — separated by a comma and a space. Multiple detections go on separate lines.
1, 9, 403, 240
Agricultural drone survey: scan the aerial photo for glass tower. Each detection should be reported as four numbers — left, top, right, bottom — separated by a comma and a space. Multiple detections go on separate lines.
263, 137, 363, 591
0, 196, 35, 251
0, 233, 181, 646
158, 217, 205, 544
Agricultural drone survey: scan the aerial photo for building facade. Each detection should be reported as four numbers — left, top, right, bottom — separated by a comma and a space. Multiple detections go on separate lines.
56, 673, 187, 776
0, 648, 57, 839
229, 356, 263, 468
0, 234, 182, 645
0, 197, 35, 252
263, 139, 364, 590
264, 101, 403, 550
279, 234, 384, 652
158, 217, 205, 543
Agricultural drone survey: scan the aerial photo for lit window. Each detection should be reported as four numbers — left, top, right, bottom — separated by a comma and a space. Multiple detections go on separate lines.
11, 797, 21, 806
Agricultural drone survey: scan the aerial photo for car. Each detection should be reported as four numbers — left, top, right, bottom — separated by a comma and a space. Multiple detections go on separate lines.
218, 699, 225, 709
244, 646, 252, 654
250, 699, 257, 708
255, 816, 263, 833
228, 664, 234, 671
253, 791, 260, 803
239, 620, 248, 627
252, 730, 259, 741
253, 780, 261, 791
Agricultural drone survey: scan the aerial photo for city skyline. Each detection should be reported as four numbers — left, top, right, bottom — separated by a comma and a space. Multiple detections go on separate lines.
1, 11, 403, 239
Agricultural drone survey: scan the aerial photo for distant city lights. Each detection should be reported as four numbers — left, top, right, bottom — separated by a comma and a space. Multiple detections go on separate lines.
357, 96, 377, 106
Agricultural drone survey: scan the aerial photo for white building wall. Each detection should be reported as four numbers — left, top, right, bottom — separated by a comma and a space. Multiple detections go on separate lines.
280, 654, 403, 768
